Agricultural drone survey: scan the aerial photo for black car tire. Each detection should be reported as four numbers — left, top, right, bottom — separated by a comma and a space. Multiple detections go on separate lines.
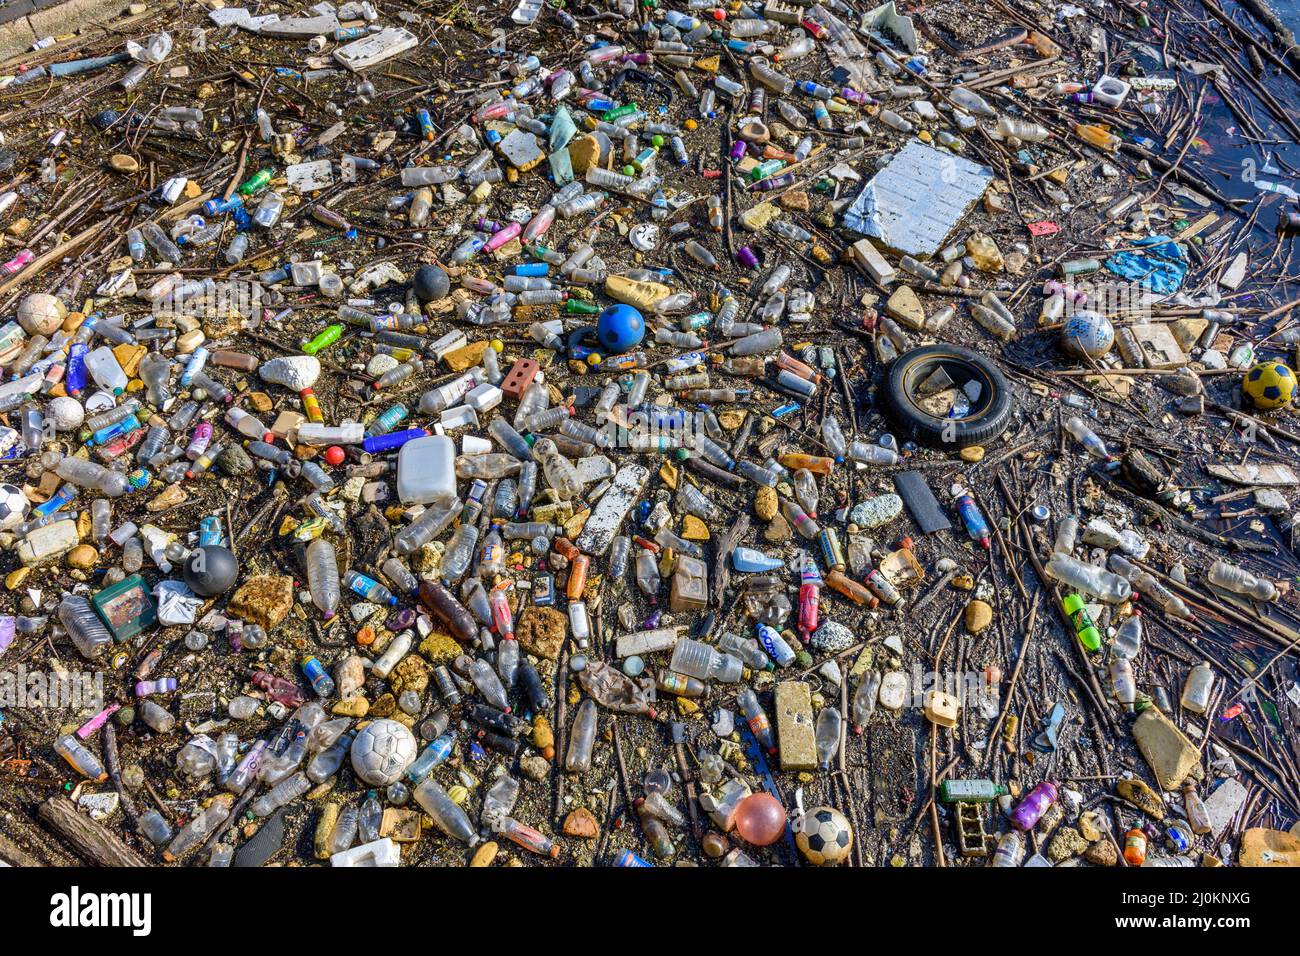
883, 344, 1014, 449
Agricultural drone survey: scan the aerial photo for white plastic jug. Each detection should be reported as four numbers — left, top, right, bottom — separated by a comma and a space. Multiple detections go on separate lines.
85, 346, 128, 395
397, 434, 457, 505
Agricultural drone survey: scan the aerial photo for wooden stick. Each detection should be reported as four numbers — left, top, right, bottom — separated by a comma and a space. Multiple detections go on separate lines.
38, 796, 149, 867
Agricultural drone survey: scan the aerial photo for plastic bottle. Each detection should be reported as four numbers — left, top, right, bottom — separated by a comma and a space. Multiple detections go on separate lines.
566, 699, 598, 772
1062, 593, 1101, 651
59, 594, 114, 658
990, 830, 1025, 866
815, 707, 842, 769
1009, 781, 1058, 831
305, 538, 341, 619
669, 637, 743, 683
1063, 416, 1112, 459
1207, 560, 1277, 602
413, 777, 479, 845
847, 439, 899, 466
1045, 554, 1132, 604
739, 687, 776, 753
1180, 661, 1215, 714
1109, 657, 1136, 711
1112, 613, 1142, 659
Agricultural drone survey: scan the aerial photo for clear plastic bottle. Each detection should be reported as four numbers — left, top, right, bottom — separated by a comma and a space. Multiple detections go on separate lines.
164, 795, 233, 861
1108, 554, 1193, 619
1112, 613, 1142, 659
847, 440, 899, 466
1063, 416, 1112, 459
815, 707, 842, 769
1207, 560, 1277, 602
532, 438, 581, 500
669, 637, 743, 683
990, 830, 1025, 867
1180, 661, 1215, 714
1109, 657, 1136, 711
305, 538, 341, 619
413, 777, 479, 845
1045, 554, 1132, 604
469, 657, 510, 711
58, 594, 114, 658
1053, 514, 1079, 556
251, 771, 310, 817
56, 456, 131, 497
565, 699, 598, 772
851, 671, 882, 731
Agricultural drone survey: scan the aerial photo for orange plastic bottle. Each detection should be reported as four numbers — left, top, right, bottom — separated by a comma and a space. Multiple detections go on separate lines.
1075, 124, 1120, 153
778, 452, 834, 475
1123, 827, 1148, 866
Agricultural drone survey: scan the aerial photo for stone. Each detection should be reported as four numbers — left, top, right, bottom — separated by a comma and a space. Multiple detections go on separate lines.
778, 189, 810, 212
388, 655, 429, 696
1117, 777, 1165, 820
849, 494, 904, 530
516, 605, 567, 660
109, 154, 140, 174
1084, 838, 1118, 866
1046, 826, 1089, 862
810, 620, 854, 653
774, 680, 817, 772
1238, 827, 1300, 867
563, 807, 599, 839
444, 340, 488, 372
754, 485, 778, 522
885, 285, 926, 330
964, 599, 993, 634
332, 696, 370, 718
1078, 810, 1104, 842
217, 443, 254, 477
763, 511, 791, 544
1131, 707, 1201, 792
681, 515, 709, 541
959, 445, 985, 463
470, 841, 499, 867
923, 690, 959, 728
1203, 777, 1248, 837
520, 754, 550, 781
227, 575, 294, 631
567, 134, 601, 175
66, 545, 99, 570
417, 631, 460, 663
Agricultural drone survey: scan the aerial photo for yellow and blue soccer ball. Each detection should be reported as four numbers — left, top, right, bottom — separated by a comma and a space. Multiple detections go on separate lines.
1243, 360, 1296, 410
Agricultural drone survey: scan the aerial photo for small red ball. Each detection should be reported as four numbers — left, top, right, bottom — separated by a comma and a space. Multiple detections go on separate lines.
324, 446, 345, 466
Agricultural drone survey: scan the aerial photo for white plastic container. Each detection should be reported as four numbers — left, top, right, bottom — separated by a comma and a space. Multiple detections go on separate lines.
1091, 75, 1131, 108
440, 405, 479, 430
397, 434, 457, 505
85, 346, 128, 395
465, 382, 503, 413
297, 422, 365, 445
330, 837, 401, 867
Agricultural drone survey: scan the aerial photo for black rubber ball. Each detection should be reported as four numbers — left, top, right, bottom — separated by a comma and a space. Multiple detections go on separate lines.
182, 546, 240, 597
413, 265, 450, 302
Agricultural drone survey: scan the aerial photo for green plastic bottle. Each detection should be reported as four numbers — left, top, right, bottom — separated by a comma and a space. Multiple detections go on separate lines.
938, 779, 1010, 803
1062, 592, 1101, 651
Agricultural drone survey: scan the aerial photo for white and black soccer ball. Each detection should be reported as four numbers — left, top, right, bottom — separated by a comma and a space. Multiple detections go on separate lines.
794, 805, 853, 866
0, 483, 30, 532
350, 718, 417, 786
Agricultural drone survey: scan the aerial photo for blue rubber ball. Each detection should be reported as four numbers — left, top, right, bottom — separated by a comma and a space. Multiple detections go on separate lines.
597, 304, 645, 354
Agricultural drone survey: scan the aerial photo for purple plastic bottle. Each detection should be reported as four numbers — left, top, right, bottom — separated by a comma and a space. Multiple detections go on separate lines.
1010, 781, 1058, 831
